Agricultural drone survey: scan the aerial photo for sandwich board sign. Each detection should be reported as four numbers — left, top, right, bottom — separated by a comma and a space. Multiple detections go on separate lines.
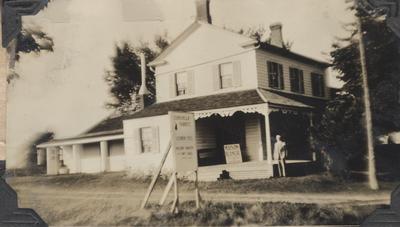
169, 111, 198, 173
224, 144, 243, 164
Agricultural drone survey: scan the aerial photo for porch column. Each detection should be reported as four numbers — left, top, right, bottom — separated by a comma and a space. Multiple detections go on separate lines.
100, 141, 108, 172
309, 112, 316, 161
72, 144, 82, 173
46, 147, 59, 175
262, 104, 273, 164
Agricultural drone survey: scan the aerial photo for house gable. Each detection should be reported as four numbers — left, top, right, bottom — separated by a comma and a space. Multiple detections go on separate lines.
154, 22, 256, 75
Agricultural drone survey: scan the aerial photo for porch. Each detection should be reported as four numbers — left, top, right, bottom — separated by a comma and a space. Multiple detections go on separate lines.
192, 101, 317, 180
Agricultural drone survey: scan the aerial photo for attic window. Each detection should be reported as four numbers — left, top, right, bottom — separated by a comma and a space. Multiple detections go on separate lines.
219, 62, 233, 89
268, 61, 284, 90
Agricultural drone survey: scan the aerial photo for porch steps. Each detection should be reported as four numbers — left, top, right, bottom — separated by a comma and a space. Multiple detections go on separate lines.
196, 161, 273, 182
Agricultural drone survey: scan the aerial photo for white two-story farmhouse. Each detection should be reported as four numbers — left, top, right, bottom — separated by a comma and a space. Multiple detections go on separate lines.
37, 3, 331, 180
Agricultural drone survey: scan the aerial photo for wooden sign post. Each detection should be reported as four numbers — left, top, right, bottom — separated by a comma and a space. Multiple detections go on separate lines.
141, 111, 201, 212
169, 111, 199, 212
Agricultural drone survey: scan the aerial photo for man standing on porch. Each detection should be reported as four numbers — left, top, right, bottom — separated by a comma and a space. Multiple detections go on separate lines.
274, 135, 288, 177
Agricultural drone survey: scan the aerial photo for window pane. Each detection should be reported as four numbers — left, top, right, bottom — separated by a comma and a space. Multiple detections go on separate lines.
268, 61, 283, 89
220, 62, 233, 76
221, 77, 233, 88
311, 73, 324, 97
176, 72, 188, 96
140, 127, 153, 153
219, 62, 233, 89
290, 68, 303, 93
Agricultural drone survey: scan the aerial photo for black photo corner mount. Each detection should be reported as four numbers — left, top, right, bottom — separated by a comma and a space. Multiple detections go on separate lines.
358, 0, 400, 37
2, 0, 49, 48
1, 1, 49, 226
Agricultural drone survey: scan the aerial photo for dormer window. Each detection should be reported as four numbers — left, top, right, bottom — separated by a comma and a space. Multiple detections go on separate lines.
289, 67, 304, 94
175, 71, 188, 96
311, 73, 325, 97
267, 61, 284, 89
219, 62, 233, 89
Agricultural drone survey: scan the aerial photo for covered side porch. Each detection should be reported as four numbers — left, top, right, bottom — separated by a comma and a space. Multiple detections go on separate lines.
193, 102, 316, 181
36, 131, 125, 175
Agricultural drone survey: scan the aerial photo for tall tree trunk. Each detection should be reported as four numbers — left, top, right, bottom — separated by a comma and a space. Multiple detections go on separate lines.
357, 13, 379, 190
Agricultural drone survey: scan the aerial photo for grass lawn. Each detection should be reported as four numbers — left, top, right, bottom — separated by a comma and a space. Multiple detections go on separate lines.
5, 171, 397, 226
7, 171, 400, 194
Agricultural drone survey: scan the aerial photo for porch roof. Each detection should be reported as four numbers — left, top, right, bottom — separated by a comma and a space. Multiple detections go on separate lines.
40, 89, 327, 146
88, 89, 325, 132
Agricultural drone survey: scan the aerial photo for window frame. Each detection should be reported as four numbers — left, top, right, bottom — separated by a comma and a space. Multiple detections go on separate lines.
267, 61, 284, 90
219, 62, 234, 89
175, 71, 188, 96
139, 127, 154, 153
289, 67, 304, 94
311, 73, 325, 97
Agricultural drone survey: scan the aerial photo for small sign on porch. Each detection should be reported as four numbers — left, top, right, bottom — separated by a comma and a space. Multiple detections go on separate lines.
224, 144, 243, 164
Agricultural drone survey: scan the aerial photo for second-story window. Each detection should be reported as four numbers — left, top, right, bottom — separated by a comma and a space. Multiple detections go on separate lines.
311, 73, 325, 97
175, 71, 188, 96
289, 67, 304, 94
267, 61, 284, 89
219, 62, 233, 89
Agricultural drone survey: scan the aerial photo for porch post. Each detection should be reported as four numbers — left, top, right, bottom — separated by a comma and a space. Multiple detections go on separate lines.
72, 144, 82, 173
100, 141, 108, 172
309, 112, 316, 161
262, 104, 273, 164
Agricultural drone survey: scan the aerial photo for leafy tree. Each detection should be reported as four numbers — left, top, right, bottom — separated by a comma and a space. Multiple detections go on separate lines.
237, 26, 293, 50
16, 27, 54, 60
314, 9, 400, 170
7, 27, 54, 82
26, 131, 54, 174
105, 35, 169, 113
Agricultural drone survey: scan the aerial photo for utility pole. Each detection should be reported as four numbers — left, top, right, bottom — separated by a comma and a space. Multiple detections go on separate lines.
356, 0, 379, 190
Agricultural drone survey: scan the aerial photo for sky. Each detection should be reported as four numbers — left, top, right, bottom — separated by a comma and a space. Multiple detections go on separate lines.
6, 0, 355, 168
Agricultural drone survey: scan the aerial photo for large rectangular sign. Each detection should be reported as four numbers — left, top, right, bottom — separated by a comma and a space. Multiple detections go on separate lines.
169, 111, 198, 173
224, 144, 243, 164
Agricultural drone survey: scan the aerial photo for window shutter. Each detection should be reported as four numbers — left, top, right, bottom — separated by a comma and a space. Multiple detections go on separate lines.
267, 62, 272, 87
133, 128, 142, 153
232, 61, 242, 87
320, 76, 325, 97
278, 64, 284, 89
187, 70, 195, 95
151, 126, 160, 153
299, 70, 304, 93
169, 74, 177, 98
213, 65, 221, 90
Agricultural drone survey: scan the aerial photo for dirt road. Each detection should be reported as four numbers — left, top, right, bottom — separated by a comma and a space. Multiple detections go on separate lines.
14, 186, 390, 210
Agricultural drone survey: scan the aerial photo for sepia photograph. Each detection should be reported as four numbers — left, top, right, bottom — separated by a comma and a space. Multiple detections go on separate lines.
1, 0, 400, 226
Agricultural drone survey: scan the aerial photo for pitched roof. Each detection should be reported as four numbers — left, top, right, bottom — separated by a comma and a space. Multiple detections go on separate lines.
259, 43, 330, 68
84, 89, 326, 135
149, 21, 330, 68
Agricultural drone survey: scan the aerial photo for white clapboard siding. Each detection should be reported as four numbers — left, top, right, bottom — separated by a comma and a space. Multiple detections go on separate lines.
80, 143, 101, 173
255, 50, 329, 99
108, 140, 125, 172
245, 116, 262, 161
196, 121, 217, 150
